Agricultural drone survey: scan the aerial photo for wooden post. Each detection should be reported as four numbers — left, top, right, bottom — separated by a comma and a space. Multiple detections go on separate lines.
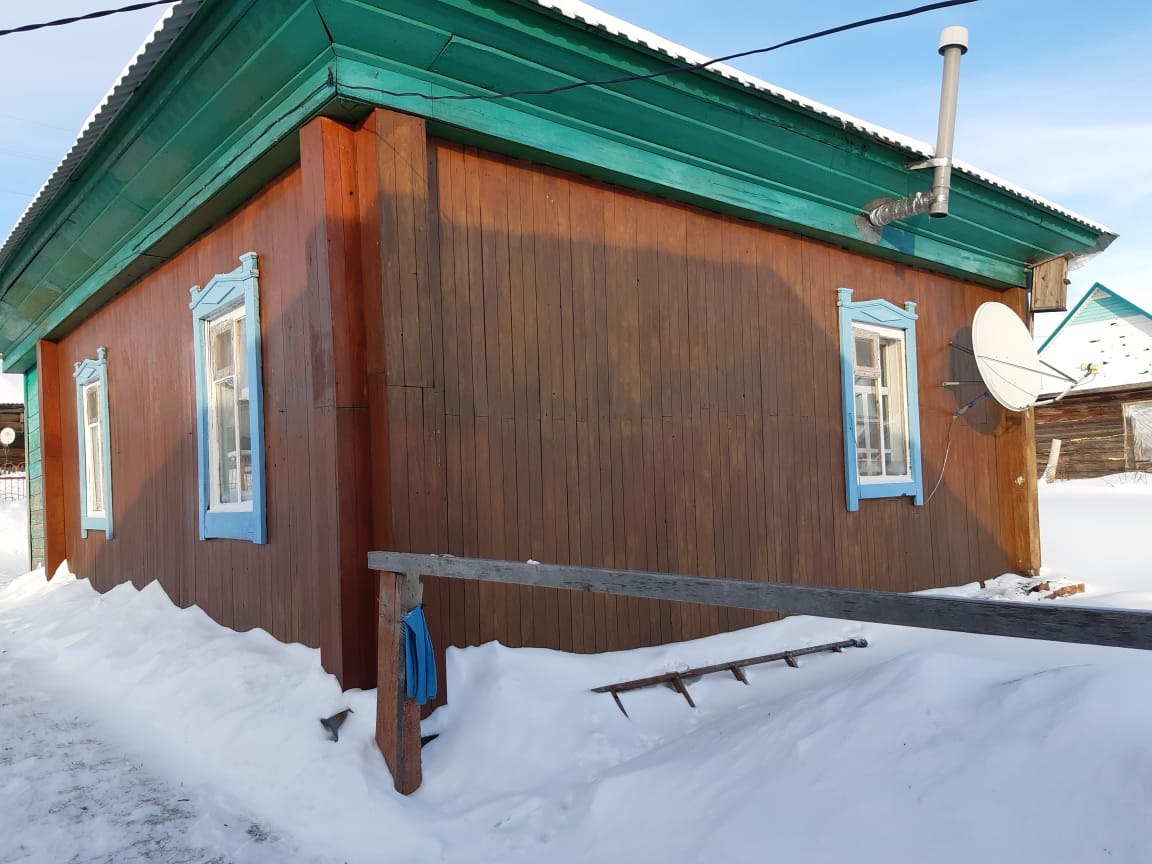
300, 116, 376, 690
1043, 438, 1062, 483
35, 341, 67, 579
376, 570, 424, 794
995, 293, 1042, 576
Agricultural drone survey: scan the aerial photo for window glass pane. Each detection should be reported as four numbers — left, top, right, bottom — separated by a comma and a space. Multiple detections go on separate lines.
82, 382, 105, 517
234, 317, 248, 398
855, 386, 882, 477
206, 309, 251, 509
854, 332, 878, 376
1125, 403, 1152, 466
214, 377, 239, 504
852, 326, 911, 481
237, 394, 252, 503
211, 318, 234, 378
84, 382, 100, 425
86, 421, 105, 516
880, 337, 909, 477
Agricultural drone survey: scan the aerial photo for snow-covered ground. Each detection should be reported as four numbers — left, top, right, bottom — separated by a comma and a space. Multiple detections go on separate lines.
2, 478, 1151, 864
0, 499, 29, 589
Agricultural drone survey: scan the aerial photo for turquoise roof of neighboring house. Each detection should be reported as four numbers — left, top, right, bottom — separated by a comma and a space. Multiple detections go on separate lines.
0, 0, 1117, 373
1040, 284, 1152, 352
1039, 284, 1152, 391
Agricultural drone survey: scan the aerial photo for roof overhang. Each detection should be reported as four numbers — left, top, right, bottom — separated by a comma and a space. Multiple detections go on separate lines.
0, 0, 1116, 373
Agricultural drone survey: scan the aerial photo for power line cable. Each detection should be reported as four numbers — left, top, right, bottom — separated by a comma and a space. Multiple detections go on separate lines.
0, 1, 174, 38
0, 112, 76, 134
342, 0, 978, 103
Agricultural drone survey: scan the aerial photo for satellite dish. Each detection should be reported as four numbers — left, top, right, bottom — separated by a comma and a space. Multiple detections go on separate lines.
0, 427, 14, 446
971, 302, 1043, 411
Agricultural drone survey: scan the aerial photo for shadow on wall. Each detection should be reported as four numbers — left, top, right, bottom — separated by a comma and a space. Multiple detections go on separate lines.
55, 115, 1029, 692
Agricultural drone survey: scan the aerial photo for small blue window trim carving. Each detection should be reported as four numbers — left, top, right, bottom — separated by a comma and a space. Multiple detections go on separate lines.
73, 347, 114, 539
837, 288, 924, 512
190, 253, 267, 543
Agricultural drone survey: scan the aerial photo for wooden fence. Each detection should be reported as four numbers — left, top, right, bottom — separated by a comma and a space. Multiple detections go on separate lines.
0, 472, 26, 501
369, 552, 1152, 793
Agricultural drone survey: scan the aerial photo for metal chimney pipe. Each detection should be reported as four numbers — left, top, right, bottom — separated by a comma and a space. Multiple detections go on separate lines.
929, 25, 969, 217
865, 26, 968, 231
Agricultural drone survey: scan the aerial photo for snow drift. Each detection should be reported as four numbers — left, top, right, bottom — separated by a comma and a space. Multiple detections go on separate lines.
2, 478, 1151, 863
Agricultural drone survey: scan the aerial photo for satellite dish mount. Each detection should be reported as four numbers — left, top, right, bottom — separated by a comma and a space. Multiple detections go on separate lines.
943, 302, 1094, 415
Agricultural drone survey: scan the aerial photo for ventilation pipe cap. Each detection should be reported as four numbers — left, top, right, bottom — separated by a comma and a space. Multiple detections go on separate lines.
939, 26, 969, 55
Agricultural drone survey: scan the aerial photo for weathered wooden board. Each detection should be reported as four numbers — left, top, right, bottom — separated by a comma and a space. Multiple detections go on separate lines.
1031, 257, 1069, 312
1035, 383, 1152, 480
370, 552, 1152, 651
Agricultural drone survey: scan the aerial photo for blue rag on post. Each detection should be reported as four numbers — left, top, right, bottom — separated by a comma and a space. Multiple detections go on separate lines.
401, 605, 438, 705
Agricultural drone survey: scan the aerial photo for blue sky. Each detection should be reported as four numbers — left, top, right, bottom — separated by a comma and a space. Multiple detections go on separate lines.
1, 0, 1150, 394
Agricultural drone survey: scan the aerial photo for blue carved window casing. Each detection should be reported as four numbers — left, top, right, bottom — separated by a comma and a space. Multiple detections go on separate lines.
190, 253, 267, 543
74, 347, 113, 538
837, 288, 924, 512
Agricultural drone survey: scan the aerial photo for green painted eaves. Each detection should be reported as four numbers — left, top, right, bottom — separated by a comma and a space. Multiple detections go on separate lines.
0, 0, 1112, 373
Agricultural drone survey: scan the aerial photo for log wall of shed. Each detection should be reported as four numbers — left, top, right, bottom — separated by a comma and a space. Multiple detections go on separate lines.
1035, 385, 1152, 480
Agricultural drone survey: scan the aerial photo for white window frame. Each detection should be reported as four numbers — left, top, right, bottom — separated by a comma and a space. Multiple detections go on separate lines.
73, 347, 113, 538
837, 288, 924, 511
851, 322, 913, 486
190, 253, 267, 543
204, 303, 253, 514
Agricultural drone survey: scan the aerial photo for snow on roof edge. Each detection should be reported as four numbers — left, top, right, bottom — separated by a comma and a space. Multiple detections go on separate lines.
0, 0, 1113, 279
529, 0, 1113, 237
0, 1, 206, 271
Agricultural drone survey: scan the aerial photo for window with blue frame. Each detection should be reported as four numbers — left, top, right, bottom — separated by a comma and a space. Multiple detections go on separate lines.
74, 347, 113, 538
190, 253, 267, 543
837, 288, 924, 512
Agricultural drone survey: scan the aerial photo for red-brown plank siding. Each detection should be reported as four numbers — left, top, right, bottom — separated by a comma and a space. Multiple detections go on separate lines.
367, 115, 1038, 655
53, 161, 367, 678
48, 107, 1039, 679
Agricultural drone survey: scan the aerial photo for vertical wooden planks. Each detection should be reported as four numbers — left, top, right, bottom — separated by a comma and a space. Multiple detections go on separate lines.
300, 115, 377, 689
137, 119, 1041, 668
35, 340, 67, 579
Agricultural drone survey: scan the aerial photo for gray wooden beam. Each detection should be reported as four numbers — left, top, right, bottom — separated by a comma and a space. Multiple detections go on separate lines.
368, 552, 1152, 651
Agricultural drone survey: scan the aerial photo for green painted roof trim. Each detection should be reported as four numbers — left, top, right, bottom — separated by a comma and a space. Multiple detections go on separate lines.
0, 0, 1113, 373
1039, 284, 1152, 353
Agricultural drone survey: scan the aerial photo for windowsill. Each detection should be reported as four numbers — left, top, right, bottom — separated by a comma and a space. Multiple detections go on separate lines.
859, 475, 913, 486
208, 502, 254, 514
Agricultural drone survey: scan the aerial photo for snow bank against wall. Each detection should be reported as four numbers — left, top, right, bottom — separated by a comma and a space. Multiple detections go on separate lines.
1, 478, 1151, 863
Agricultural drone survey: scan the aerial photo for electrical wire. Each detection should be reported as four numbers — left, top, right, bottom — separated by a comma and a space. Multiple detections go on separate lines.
924, 413, 960, 505
0, 1, 174, 38
340, 0, 978, 103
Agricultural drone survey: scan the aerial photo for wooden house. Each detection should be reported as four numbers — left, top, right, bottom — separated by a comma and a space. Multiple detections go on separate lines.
0, 0, 1114, 691
1036, 284, 1152, 480
0, 402, 24, 472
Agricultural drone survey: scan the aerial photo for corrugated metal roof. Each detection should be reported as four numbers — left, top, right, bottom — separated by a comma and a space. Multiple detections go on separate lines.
0, 0, 1113, 278
0, 0, 206, 272
529, 0, 1113, 236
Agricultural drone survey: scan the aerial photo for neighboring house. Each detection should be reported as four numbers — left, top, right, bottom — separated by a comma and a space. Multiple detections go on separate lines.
1036, 284, 1152, 479
0, 402, 26, 504
0, 403, 23, 470
0, 0, 1113, 691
